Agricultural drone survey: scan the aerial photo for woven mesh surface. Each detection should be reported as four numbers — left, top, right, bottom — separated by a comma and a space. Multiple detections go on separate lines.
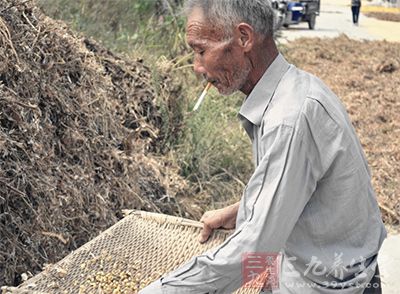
11, 211, 265, 294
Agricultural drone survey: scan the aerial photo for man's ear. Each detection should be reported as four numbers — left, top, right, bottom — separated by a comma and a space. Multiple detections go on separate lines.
236, 23, 254, 52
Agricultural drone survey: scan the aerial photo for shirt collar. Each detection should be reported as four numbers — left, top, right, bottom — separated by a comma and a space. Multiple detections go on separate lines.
238, 53, 290, 126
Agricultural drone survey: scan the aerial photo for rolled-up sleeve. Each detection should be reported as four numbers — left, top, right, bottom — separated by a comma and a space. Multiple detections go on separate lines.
140, 123, 321, 294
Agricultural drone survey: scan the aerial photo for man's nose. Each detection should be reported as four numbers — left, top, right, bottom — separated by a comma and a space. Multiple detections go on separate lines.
193, 58, 206, 75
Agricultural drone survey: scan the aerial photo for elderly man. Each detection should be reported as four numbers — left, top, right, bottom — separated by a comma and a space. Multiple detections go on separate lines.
140, 0, 386, 293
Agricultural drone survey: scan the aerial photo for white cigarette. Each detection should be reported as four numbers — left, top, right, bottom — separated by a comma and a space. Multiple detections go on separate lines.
193, 82, 212, 112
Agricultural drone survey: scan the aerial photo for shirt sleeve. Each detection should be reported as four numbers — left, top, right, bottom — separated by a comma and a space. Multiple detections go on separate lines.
139, 123, 322, 294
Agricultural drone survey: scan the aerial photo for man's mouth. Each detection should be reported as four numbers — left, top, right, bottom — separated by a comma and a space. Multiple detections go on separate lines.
208, 79, 219, 87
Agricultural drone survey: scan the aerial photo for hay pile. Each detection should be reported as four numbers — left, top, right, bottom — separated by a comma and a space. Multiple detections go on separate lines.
0, 0, 195, 286
365, 12, 400, 22
284, 35, 400, 227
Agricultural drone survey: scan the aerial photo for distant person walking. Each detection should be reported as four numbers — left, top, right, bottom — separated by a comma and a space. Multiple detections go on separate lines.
351, 0, 362, 25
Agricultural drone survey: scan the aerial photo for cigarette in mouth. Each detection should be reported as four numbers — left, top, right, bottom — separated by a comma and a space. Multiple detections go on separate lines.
193, 82, 212, 112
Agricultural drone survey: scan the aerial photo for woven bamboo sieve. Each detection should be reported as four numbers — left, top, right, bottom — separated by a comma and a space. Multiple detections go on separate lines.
7, 211, 266, 294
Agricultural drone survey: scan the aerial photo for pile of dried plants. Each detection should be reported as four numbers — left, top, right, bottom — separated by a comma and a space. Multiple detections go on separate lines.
365, 11, 400, 22
0, 0, 195, 286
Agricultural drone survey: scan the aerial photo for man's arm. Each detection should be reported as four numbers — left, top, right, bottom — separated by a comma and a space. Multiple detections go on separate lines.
140, 124, 322, 293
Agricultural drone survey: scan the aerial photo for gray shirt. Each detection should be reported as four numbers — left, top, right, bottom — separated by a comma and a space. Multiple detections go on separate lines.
140, 54, 386, 294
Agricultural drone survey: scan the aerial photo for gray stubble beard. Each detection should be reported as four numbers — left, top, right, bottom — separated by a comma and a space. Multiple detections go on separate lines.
219, 63, 251, 96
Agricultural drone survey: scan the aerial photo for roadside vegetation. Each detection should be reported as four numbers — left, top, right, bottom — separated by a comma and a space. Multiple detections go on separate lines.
362, 5, 400, 22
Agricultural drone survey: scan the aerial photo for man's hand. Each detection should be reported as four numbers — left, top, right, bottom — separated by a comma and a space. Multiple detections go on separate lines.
199, 202, 240, 243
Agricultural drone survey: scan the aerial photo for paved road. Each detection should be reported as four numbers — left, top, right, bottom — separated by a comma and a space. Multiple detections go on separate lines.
378, 234, 400, 294
278, 0, 400, 42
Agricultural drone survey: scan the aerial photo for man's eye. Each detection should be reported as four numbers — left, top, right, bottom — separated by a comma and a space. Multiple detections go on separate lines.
197, 49, 205, 56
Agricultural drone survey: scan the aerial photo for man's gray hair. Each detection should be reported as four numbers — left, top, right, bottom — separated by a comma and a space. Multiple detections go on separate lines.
184, 0, 275, 38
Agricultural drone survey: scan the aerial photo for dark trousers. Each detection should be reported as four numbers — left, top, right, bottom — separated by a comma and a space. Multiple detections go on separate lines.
363, 265, 382, 294
351, 6, 361, 24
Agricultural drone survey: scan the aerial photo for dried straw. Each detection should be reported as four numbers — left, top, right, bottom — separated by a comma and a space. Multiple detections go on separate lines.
0, 0, 194, 286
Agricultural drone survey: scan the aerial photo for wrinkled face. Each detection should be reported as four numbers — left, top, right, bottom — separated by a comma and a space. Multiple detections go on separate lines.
186, 7, 251, 95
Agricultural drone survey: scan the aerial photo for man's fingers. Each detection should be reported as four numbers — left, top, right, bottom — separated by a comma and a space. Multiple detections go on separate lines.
199, 224, 212, 243
199, 212, 214, 243
199, 209, 225, 243
200, 211, 211, 223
